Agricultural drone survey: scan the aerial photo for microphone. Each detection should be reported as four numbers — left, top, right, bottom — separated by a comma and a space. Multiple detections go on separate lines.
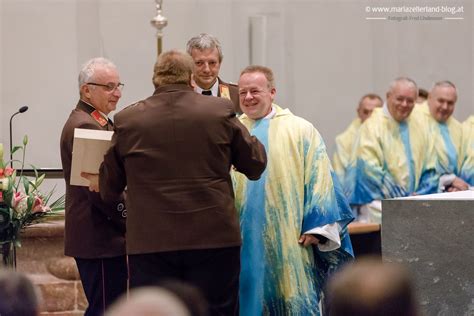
9, 106, 29, 167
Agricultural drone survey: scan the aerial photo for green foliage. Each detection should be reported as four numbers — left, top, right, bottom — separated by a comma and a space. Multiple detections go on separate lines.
0, 137, 65, 245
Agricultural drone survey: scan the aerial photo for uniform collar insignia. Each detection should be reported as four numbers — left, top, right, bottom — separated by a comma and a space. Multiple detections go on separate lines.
219, 84, 231, 100
91, 110, 108, 127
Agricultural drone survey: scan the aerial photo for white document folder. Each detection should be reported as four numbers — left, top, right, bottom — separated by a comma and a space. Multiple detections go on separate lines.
70, 128, 113, 186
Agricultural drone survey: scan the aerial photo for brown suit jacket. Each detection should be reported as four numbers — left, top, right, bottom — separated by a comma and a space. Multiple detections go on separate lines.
218, 78, 241, 114
99, 84, 266, 255
60, 100, 126, 258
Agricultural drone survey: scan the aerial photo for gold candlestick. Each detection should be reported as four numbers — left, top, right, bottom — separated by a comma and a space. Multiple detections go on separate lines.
150, 0, 168, 56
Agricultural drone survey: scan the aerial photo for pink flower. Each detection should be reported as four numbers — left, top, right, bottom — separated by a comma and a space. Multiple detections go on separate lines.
0, 191, 3, 202
11, 191, 28, 214
0, 167, 14, 179
32, 195, 50, 214
11, 191, 26, 208
3, 168, 14, 177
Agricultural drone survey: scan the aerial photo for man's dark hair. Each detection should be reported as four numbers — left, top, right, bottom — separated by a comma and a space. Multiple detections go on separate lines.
0, 271, 40, 316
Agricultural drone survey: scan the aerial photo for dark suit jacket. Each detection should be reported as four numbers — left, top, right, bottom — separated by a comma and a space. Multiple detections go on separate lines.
99, 84, 266, 255
60, 100, 126, 258
218, 78, 241, 114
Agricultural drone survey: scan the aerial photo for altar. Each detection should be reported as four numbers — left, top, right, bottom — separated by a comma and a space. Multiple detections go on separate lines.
382, 190, 474, 316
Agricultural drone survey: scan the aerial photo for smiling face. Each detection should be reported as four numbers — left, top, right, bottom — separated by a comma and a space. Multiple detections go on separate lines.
189, 47, 221, 90
428, 85, 457, 123
81, 66, 122, 114
357, 97, 383, 123
238, 71, 275, 120
386, 81, 417, 122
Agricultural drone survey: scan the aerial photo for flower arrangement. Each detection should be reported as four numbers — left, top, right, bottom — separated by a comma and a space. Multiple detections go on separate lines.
0, 137, 65, 266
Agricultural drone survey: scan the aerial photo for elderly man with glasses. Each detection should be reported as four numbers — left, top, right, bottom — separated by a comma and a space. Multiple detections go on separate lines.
60, 57, 127, 316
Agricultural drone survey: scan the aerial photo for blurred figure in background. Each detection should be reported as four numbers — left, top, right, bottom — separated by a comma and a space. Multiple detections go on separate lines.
0, 270, 40, 316
325, 257, 420, 316
106, 287, 190, 316
156, 279, 209, 316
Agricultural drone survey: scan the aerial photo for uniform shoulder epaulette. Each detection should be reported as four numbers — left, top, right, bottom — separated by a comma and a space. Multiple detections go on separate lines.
219, 84, 231, 100
90, 110, 108, 127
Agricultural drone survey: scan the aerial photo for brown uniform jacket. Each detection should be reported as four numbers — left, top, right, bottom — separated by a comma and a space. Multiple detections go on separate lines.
60, 100, 126, 258
218, 78, 241, 114
99, 84, 266, 255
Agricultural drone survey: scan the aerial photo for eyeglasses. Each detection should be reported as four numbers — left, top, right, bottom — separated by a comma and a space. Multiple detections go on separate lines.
87, 82, 124, 92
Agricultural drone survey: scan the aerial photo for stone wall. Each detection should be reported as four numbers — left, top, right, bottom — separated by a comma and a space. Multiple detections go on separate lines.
17, 219, 86, 316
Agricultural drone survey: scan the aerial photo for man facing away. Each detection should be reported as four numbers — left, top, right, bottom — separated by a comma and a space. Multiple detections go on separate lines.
415, 81, 469, 192
332, 93, 383, 196
346, 77, 439, 223
232, 65, 354, 316
186, 33, 241, 113
84, 50, 266, 316
60, 57, 127, 315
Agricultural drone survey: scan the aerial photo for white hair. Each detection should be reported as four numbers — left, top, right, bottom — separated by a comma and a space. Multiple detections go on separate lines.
388, 77, 418, 95
78, 57, 117, 89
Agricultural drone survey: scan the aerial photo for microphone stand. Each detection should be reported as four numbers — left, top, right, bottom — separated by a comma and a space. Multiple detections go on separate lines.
9, 106, 28, 168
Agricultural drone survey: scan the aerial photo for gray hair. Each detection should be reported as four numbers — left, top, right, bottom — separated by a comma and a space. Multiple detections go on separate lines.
431, 80, 457, 91
78, 57, 117, 89
388, 77, 418, 96
186, 33, 223, 62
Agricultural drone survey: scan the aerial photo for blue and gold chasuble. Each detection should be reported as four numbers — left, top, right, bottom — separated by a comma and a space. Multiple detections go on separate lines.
460, 116, 474, 185
233, 105, 353, 316
347, 107, 438, 205
416, 103, 463, 178
332, 118, 361, 197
